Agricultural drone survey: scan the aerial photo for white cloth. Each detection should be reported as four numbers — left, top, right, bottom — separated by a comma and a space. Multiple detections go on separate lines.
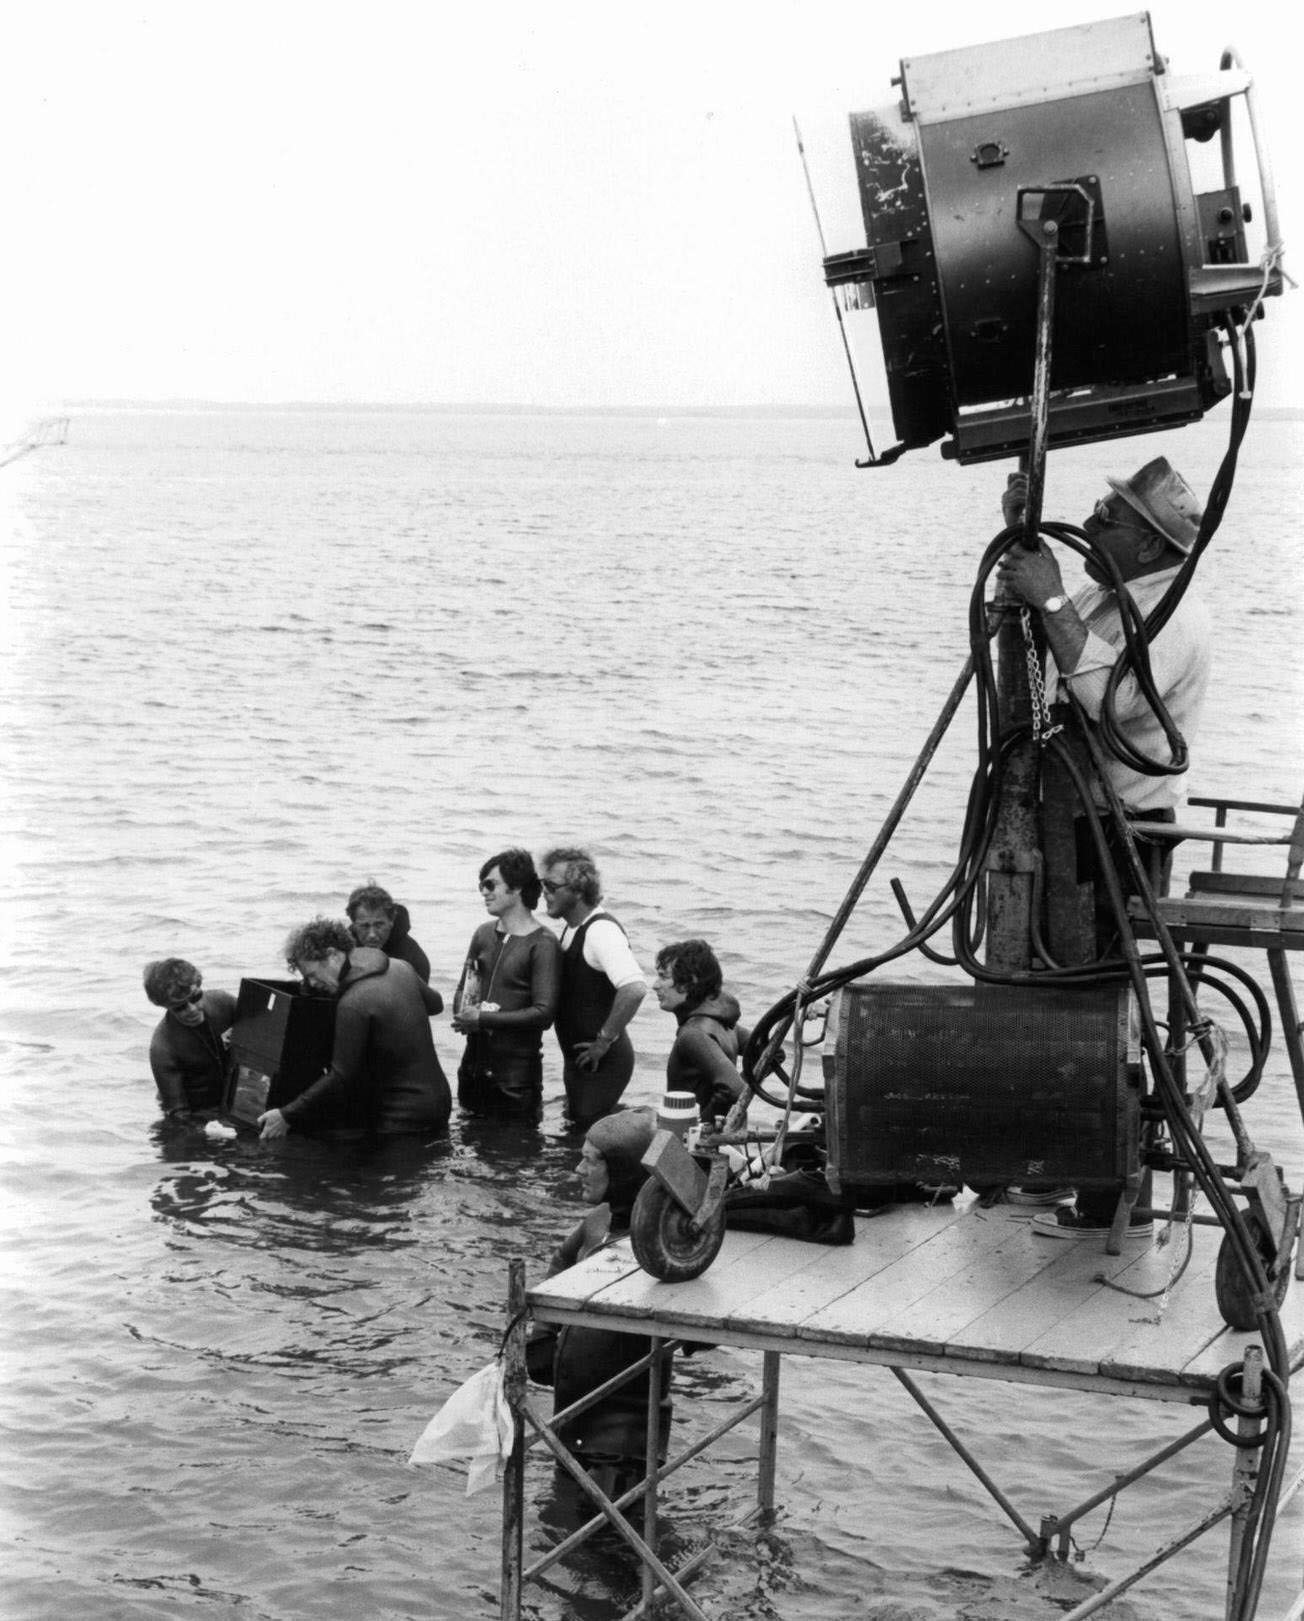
410, 1361, 513, 1494
1048, 565, 1211, 814
561, 910, 645, 990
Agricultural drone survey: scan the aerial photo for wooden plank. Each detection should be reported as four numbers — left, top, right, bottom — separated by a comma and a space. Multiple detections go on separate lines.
952, 1227, 1156, 1366
528, 1237, 645, 1312
868, 1213, 1076, 1359
797, 1207, 1039, 1353
1180, 1263, 1304, 1387
724, 1228, 906, 1332
1097, 1228, 1231, 1385
735, 1203, 973, 1332
561, 1230, 786, 1333
1010, 1232, 1190, 1378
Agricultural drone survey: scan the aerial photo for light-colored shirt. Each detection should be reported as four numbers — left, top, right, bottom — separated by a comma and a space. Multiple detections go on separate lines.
560, 911, 645, 990
1049, 564, 1211, 814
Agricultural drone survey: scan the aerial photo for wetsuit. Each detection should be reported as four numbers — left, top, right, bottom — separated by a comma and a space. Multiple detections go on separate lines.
455, 923, 561, 1116
666, 991, 749, 1122
381, 903, 431, 985
150, 990, 237, 1116
279, 948, 450, 1135
536, 1111, 673, 1489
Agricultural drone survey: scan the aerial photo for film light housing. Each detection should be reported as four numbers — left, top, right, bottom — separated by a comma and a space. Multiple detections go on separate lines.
823, 12, 1284, 464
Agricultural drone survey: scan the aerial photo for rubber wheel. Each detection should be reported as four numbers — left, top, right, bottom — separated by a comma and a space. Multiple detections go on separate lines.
1215, 1214, 1291, 1331
630, 1180, 726, 1282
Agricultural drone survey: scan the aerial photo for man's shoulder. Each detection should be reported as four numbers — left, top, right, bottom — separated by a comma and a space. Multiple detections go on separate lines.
583, 911, 627, 941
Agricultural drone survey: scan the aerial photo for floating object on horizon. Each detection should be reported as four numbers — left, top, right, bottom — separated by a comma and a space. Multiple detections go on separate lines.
0, 416, 70, 470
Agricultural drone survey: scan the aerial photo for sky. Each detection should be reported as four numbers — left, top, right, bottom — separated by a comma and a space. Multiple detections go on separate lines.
4, 0, 1299, 412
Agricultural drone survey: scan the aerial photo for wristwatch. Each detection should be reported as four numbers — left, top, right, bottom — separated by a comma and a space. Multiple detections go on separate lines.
1041, 593, 1070, 614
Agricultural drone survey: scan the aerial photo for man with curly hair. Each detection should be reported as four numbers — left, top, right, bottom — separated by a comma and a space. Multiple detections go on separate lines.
258, 916, 450, 1140
652, 939, 749, 1124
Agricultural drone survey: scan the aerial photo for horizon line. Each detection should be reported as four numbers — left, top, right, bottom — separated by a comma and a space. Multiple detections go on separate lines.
38, 398, 1304, 422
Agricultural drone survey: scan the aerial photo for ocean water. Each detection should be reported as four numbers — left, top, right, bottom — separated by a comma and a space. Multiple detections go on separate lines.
0, 405, 1301, 1620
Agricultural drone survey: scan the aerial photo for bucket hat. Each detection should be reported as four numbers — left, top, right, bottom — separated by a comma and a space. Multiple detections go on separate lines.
1105, 456, 1202, 554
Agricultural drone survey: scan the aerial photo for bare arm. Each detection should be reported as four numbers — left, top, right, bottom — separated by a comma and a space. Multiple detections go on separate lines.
574, 980, 647, 1071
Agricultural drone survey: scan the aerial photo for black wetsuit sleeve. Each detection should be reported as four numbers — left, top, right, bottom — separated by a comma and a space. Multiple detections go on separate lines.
281, 995, 369, 1126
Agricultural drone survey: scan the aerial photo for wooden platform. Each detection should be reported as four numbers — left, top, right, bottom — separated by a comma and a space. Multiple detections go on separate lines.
528, 1197, 1304, 1403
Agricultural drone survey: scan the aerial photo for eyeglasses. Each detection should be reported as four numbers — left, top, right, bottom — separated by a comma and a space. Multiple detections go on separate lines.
478, 879, 502, 894
167, 987, 204, 1011
1093, 497, 1150, 531
540, 879, 569, 896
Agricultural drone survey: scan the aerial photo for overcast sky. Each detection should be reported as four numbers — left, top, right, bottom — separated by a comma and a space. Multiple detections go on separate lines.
5, 0, 1299, 412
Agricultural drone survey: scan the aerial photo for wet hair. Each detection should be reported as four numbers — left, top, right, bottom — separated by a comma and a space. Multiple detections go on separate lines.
345, 883, 395, 920
284, 916, 354, 971
655, 939, 722, 1011
480, 847, 541, 909
539, 846, 602, 906
143, 957, 201, 1007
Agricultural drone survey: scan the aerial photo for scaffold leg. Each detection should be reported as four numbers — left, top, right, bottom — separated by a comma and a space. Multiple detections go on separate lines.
758, 1352, 780, 1516
501, 1259, 527, 1621
1226, 1346, 1264, 1620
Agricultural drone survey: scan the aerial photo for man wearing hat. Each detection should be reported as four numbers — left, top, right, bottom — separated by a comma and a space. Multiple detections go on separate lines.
997, 457, 1211, 1238
996, 454, 1210, 844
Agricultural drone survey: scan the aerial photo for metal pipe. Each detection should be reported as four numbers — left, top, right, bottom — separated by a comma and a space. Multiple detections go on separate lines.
500, 1260, 527, 1621
758, 1352, 781, 1515
1041, 1417, 1214, 1542
755, 654, 975, 1075
891, 1367, 1039, 1547
642, 1339, 665, 1612
1051, 1494, 1236, 1620
1226, 1347, 1264, 1617
525, 1416, 711, 1620
523, 1392, 769, 1579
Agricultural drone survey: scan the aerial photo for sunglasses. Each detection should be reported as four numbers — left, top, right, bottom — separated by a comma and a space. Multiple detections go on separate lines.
1093, 497, 1150, 530
167, 987, 204, 1011
540, 879, 569, 896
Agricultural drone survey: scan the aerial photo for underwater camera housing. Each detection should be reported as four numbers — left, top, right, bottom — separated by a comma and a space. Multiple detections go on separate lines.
823, 12, 1283, 464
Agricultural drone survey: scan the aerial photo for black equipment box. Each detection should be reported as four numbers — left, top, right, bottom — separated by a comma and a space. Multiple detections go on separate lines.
225, 977, 336, 1127
824, 981, 1140, 1192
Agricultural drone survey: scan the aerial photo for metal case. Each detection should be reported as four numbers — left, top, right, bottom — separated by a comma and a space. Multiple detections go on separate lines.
823, 980, 1140, 1191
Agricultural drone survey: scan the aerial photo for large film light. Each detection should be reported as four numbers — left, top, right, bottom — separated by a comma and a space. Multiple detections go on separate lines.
823, 12, 1284, 464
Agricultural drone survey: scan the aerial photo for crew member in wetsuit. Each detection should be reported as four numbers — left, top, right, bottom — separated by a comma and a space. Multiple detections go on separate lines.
345, 882, 431, 984
451, 849, 561, 1119
540, 846, 647, 1129
529, 1108, 674, 1501
652, 939, 749, 1124
144, 957, 236, 1118
257, 916, 450, 1138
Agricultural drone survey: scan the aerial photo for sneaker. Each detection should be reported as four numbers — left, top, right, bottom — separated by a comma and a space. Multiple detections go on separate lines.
1031, 1207, 1154, 1240
1003, 1185, 1076, 1207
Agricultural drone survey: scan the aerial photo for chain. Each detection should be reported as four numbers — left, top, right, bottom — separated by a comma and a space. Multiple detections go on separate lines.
1020, 607, 1062, 745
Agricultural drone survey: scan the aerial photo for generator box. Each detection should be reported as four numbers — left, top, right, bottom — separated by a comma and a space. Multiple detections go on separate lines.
225, 977, 336, 1127
823, 980, 1140, 1192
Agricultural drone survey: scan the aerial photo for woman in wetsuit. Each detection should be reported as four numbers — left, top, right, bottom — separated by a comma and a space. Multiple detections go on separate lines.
451, 847, 561, 1119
